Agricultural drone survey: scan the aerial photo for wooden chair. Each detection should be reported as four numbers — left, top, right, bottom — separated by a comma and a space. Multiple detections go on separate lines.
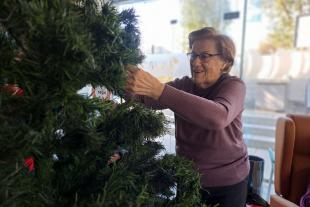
270, 114, 310, 207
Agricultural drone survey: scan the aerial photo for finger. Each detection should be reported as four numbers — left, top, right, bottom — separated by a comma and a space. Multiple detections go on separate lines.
125, 83, 142, 93
126, 69, 139, 80
126, 73, 155, 92
127, 77, 152, 92
126, 64, 136, 70
126, 64, 140, 72
125, 70, 134, 78
131, 89, 151, 96
126, 76, 137, 86
124, 86, 132, 93
125, 83, 136, 92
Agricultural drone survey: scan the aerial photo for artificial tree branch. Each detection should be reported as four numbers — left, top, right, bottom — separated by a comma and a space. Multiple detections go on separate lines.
0, 7, 15, 23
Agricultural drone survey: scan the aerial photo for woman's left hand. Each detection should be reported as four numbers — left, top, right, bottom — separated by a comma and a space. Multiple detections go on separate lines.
125, 65, 164, 100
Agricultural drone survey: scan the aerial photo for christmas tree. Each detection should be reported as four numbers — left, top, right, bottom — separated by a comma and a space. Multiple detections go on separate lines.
0, 0, 203, 206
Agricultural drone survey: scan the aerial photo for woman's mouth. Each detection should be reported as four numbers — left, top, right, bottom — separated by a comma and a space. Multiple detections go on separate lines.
193, 70, 205, 74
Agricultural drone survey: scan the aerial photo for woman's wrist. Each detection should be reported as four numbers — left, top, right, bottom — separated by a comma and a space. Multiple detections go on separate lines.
152, 82, 165, 100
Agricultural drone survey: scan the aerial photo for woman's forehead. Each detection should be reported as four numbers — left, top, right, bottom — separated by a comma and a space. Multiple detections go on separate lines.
192, 39, 217, 52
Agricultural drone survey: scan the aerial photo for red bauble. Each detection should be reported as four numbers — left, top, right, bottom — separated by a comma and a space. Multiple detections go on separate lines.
24, 156, 35, 173
1, 84, 24, 96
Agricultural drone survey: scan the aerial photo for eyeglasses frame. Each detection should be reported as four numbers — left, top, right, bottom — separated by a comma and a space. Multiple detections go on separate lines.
187, 52, 220, 62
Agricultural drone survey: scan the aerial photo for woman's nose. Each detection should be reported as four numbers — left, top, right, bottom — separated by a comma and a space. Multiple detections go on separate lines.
192, 56, 202, 67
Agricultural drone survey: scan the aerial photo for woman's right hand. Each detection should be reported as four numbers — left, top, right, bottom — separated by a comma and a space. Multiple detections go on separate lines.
125, 64, 164, 100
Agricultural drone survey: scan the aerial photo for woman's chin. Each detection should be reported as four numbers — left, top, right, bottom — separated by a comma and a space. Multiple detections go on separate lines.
193, 80, 207, 89
192, 78, 212, 89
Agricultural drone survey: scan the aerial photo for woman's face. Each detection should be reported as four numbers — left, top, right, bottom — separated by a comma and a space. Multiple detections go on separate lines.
190, 39, 226, 89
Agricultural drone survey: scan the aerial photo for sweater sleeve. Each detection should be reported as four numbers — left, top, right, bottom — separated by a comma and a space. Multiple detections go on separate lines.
158, 79, 246, 130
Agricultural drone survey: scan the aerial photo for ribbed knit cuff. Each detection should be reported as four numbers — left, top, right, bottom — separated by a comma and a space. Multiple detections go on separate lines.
158, 84, 175, 107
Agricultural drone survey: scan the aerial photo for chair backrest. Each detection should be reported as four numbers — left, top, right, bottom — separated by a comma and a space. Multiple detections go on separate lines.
274, 114, 310, 204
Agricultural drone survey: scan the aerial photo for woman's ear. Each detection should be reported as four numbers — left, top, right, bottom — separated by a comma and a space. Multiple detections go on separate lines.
221, 62, 227, 72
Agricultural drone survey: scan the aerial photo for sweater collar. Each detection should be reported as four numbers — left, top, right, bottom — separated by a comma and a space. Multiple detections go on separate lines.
193, 73, 229, 95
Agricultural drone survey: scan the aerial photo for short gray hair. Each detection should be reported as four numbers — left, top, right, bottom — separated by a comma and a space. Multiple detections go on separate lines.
188, 27, 236, 73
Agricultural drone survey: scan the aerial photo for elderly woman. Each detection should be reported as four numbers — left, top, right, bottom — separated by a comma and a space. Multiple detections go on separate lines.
126, 27, 249, 207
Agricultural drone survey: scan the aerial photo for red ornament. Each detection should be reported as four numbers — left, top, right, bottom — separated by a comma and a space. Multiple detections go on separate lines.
1, 84, 24, 96
24, 156, 35, 173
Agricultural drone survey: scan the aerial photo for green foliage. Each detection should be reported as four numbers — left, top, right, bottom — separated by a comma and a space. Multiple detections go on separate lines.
262, 0, 310, 49
0, 0, 203, 206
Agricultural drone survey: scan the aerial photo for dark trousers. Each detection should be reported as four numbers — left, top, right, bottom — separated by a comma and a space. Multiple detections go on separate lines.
200, 176, 248, 207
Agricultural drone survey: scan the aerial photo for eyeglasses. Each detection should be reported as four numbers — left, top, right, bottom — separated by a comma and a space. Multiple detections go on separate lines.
187, 52, 220, 62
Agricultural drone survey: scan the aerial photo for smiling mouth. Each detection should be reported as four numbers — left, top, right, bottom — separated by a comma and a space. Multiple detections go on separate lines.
193, 71, 204, 74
